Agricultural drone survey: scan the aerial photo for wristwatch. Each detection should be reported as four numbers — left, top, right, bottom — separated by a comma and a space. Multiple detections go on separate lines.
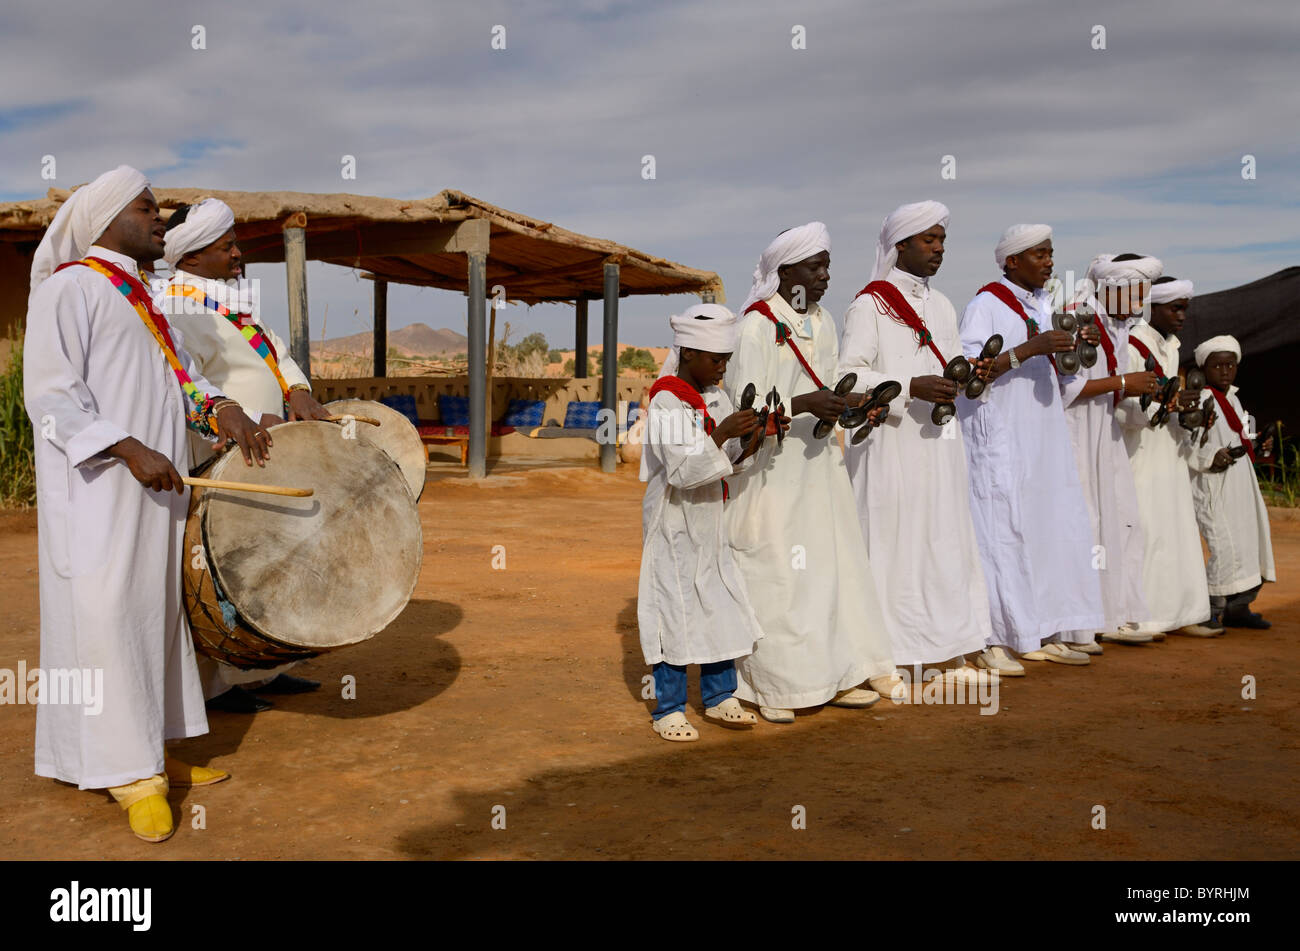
1008, 346, 1021, 370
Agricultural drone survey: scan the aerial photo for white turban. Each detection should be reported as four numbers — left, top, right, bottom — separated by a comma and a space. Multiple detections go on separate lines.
1194, 335, 1241, 367
1150, 278, 1194, 305
29, 164, 150, 300
1089, 253, 1163, 287
164, 197, 236, 267
872, 201, 950, 281
740, 221, 831, 312
659, 303, 739, 378
995, 223, 1052, 268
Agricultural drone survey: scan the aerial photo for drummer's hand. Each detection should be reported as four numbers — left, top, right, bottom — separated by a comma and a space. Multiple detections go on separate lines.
1210, 447, 1235, 471
1078, 323, 1101, 346
108, 436, 184, 494
792, 389, 846, 423
216, 403, 272, 467
910, 375, 958, 404
287, 388, 332, 421
258, 413, 285, 431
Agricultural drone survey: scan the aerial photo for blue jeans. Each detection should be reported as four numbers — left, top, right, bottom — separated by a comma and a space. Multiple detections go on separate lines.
651, 660, 737, 720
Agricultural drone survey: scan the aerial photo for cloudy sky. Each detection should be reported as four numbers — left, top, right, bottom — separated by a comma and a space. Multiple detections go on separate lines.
2, 0, 1296, 351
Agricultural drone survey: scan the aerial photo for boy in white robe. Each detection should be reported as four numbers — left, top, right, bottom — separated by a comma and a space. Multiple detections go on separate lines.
24, 166, 270, 842
959, 225, 1105, 673
1058, 253, 1163, 649
722, 223, 897, 721
638, 305, 772, 740
1188, 336, 1276, 628
1117, 277, 1222, 636
838, 201, 994, 683
161, 199, 328, 711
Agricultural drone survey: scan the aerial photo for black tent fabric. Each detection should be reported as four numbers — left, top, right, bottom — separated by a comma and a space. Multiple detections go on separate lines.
1179, 266, 1300, 443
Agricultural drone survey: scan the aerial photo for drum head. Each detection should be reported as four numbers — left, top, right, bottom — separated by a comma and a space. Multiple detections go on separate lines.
203, 421, 423, 649
325, 399, 427, 501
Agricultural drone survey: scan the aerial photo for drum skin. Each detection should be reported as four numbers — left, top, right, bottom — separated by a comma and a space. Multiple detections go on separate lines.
324, 399, 427, 501
184, 421, 423, 670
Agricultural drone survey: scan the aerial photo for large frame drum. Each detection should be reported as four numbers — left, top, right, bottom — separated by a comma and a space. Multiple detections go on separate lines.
325, 398, 427, 501
184, 420, 423, 670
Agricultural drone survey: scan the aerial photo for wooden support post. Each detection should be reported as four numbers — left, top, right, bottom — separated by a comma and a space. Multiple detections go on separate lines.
282, 212, 310, 376
601, 261, 620, 473
574, 298, 588, 378
486, 292, 497, 452
466, 250, 488, 479
373, 277, 388, 377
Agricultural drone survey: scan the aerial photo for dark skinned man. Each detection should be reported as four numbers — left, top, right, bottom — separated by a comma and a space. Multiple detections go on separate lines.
161, 198, 329, 711
959, 224, 1106, 675
1118, 276, 1224, 637
839, 201, 999, 688
25, 166, 270, 843
721, 222, 897, 723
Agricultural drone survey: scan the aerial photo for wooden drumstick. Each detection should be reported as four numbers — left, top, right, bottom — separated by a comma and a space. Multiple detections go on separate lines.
324, 414, 382, 426
183, 477, 314, 498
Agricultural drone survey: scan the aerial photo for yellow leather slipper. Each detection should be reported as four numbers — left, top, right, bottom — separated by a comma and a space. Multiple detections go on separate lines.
108, 775, 174, 843
165, 757, 230, 788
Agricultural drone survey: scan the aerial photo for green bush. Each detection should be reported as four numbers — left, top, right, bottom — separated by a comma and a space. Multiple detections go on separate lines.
0, 339, 36, 508
618, 347, 658, 374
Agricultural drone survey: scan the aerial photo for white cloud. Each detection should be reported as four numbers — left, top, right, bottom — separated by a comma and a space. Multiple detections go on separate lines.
1, 0, 1295, 349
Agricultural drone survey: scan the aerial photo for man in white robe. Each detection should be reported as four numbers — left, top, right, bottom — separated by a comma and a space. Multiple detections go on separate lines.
837, 201, 993, 682
161, 198, 329, 711
1117, 277, 1222, 636
722, 223, 897, 722
24, 166, 270, 842
1059, 254, 1163, 648
1187, 336, 1276, 628
959, 225, 1105, 673
638, 304, 769, 740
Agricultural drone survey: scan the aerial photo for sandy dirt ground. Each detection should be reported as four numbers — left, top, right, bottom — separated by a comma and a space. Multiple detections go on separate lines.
1, 461, 1296, 860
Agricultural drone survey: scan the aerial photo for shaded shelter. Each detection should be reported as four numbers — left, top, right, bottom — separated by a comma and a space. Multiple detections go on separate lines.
0, 187, 724, 477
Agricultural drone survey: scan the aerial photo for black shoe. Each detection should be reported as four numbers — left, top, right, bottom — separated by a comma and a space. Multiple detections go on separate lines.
205, 686, 273, 713
252, 673, 322, 695
1223, 609, 1271, 630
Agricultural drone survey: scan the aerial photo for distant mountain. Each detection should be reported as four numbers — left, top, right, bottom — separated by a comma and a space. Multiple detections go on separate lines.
312, 322, 468, 356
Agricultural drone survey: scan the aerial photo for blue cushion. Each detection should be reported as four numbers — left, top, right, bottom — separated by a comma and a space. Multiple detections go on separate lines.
379, 394, 420, 425
502, 398, 545, 428
437, 394, 471, 427
563, 400, 602, 429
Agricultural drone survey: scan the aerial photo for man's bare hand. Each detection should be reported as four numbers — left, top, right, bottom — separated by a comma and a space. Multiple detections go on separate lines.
1125, 371, 1160, 396
216, 403, 272, 467
910, 375, 958, 404
793, 389, 847, 423
109, 436, 184, 494
287, 388, 331, 422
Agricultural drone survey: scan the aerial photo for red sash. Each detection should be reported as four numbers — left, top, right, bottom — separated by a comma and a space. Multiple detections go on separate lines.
856, 281, 947, 367
647, 375, 728, 499
743, 300, 826, 390
1208, 388, 1256, 462
1091, 314, 1121, 406
1127, 334, 1166, 380
977, 282, 1059, 375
